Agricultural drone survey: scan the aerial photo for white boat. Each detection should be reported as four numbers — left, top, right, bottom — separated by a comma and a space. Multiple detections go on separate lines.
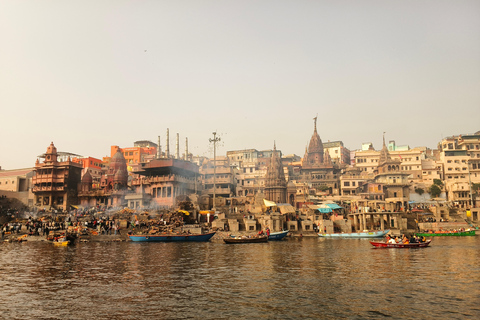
318, 230, 390, 238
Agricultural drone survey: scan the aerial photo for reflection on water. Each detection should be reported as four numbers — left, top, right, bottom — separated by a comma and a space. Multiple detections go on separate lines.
0, 237, 479, 319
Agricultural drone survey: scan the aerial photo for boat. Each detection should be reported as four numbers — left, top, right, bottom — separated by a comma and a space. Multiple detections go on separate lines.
370, 239, 432, 248
415, 230, 476, 237
128, 231, 216, 242
53, 240, 70, 246
318, 230, 390, 238
268, 230, 289, 240
224, 236, 268, 244
53, 236, 70, 246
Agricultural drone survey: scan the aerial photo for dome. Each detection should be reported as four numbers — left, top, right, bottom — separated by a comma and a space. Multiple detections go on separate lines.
81, 171, 93, 184
305, 118, 324, 164
46, 142, 57, 155
113, 167, 128, 184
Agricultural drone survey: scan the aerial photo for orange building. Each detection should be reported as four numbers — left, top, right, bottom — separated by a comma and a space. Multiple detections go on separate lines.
110, 145, 157, 166
72, 156, 104, 187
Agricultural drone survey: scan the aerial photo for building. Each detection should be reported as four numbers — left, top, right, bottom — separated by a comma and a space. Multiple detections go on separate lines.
440, 133, 480, 208
0, 168, 35, 206
72, 156, 104, 186
110, 144, 157, 166
78, 149, 129, 208
32, 142, 83, 211
323, 141, 351, 165
374, 136, 411, 212
200, 156, 236, 206
296, 117, 340, 195
226, 148, 282, 197
264, 143, 287, 203
131, 158, 200, 209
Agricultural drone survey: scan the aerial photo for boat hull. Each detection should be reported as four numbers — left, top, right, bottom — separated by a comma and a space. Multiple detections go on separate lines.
268, 230, 289, 241
370, 240, 431, 248
415, 230, 476, 237
129, 232, 216, 242
53, 241, 70, 246
224, 236, 268, 244
319, 230, 390, 238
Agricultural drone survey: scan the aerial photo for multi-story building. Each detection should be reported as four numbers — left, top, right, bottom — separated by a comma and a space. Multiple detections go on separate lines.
72, 156, 104, 187
32, 142, 83, 211
226, 148, 281, 197
355, 140, 427, 180
339, 167, 367, 196
0, 168, 34, 206
440, 133, 480, 208
110, 143, 157, 166
131, 157, 200, 209
323, 141, 351, 166
200, 156, 236, 201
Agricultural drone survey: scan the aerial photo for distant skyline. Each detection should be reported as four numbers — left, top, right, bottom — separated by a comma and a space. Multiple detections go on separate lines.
1, 1, 479, 170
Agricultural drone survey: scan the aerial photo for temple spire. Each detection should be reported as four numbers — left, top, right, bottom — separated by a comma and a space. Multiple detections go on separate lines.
313, 115, 318, 132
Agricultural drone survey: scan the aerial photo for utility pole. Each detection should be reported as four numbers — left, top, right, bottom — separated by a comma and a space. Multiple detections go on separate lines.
209, 132, 220, 213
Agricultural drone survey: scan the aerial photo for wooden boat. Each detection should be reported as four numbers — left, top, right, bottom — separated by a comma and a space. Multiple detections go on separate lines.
53, 240, 70, 246
224, 236, 268, 244
268, 230, 289, 241
370, 239, 432, 248
53, 237, 70, 246
128, 232, 216, 242
415, 230, 476, 237
318, 230, 390, 238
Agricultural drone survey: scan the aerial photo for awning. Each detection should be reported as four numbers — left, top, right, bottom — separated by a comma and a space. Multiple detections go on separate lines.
326, 203, 343, 210
276, 204, 296, 214
316, 204, 333, 213
263, 199, 277, 207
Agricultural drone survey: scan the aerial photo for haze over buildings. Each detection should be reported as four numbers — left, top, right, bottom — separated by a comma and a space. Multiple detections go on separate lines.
1, 1, 479, 170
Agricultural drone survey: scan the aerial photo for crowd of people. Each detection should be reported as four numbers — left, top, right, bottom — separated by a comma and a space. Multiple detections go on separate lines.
385, 234, 426, 244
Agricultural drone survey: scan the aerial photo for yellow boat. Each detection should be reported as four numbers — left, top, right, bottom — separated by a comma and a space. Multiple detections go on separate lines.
53, 240, 70, 246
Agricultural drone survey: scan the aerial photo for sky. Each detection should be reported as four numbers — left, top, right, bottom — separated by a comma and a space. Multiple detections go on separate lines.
1, 0, 479, 170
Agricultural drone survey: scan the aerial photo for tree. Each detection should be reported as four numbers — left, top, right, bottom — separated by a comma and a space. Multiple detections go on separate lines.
429, 184, 442, 198
433, 179, 443, 188
414, 188, 425, 196
472, 183, 480, 195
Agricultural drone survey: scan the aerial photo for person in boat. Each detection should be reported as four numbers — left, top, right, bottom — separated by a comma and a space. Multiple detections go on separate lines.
388, 237, 396, 244
402, 235, 409, 244
409, 235, 417, 243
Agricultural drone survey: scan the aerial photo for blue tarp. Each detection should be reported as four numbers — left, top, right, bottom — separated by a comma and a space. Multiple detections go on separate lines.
317, 208, 333, 213
326, 203, 343, 210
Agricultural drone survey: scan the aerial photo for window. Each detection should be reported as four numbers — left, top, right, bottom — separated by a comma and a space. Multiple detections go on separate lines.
352, 182, 356, 187
344, 182, 350, 187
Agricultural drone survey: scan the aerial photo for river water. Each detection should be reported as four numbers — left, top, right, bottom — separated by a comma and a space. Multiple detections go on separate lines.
0, 236, 479, 320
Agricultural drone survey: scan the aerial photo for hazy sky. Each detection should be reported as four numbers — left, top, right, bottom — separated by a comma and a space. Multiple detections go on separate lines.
1, 0, 479, 170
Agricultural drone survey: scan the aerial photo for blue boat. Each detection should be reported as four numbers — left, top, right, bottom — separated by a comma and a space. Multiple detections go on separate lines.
318, 230, 390, 238
129, 232, 216, 242
268, 230, 289, 240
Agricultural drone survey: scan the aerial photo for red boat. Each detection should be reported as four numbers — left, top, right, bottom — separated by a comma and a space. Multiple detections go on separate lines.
370, 240, 432, 248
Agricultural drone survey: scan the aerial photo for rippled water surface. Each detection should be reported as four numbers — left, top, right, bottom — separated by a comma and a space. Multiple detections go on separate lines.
1, 236, 479, 319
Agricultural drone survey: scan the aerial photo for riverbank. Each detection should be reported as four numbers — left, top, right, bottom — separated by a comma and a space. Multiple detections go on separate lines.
2, 229, 318, 243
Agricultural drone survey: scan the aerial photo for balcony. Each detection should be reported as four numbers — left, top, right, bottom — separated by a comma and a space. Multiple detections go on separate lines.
204, 177, 233, 184
204, 187, 233, 195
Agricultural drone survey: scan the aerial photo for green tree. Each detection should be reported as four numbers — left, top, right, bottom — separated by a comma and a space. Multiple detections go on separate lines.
433, 179, 443, 187
430, 184, 442, 198
414, 188, 425, 196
